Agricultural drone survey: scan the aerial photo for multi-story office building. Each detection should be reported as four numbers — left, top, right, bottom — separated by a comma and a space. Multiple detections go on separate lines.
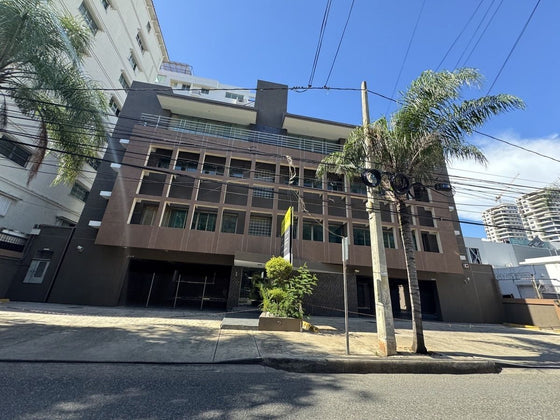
0, 1, 167, 249
482, 203, 527, 243
6, 80, 504, 323
517, 189, 560, 242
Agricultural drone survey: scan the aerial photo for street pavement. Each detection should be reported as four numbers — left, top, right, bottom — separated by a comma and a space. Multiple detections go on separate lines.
1, 301, 559, 373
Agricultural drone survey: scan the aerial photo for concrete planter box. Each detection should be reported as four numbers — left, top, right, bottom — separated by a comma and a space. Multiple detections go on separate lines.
258, 312, 302, 332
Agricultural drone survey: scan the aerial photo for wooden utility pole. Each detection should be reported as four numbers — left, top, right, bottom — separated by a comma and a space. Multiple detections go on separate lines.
361, 81, 397, 356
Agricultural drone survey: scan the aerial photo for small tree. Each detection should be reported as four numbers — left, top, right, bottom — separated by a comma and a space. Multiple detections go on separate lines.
258, 256, 317, 319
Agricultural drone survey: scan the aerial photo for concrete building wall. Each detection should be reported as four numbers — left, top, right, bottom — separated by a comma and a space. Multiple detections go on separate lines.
437, 264, 504, 323
503, 298, 560, 328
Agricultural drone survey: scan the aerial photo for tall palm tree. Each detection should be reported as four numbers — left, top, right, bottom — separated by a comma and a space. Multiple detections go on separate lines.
318, 68, 524, 353
0, 0, 108, 184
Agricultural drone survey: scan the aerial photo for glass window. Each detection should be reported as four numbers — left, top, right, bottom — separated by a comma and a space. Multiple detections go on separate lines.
353, 226, 370, 246
303, 221, 323, 242
70, 183, 89, 202
253, 187, 274, 199
225, 92, 244, 101
383, 227, 396, 249
175, 151, 198, 172
380, 202, 393, 223
202, 156, 225, 175
101, 0, 110, 10
421, 231, 440, 253
303, 169, 321, 189
192, 211, 217, 232
248, 215, 272, 237
162, 204, 188, 228
200, 88, 210, 94
79, 3, 98, 35
0, 137, 31, 167
128, 53, 138, 72
418, 207, 435, 227
147, 148, 172, 169
119, 73, 130, 91
146, 21, 151, 32
136, 33, 145, 53
130, 202, 159, 225
468, 247, 482, 264
413, 183, 430, 202
221, 213, 238, 233
328, 223, 345, 243
109, 97, 120, 116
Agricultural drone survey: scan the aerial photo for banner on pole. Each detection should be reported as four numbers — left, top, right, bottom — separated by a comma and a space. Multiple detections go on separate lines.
281, 206, 293, 263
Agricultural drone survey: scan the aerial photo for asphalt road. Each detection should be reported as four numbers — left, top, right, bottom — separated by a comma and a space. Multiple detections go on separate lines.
0, 362, 558, 419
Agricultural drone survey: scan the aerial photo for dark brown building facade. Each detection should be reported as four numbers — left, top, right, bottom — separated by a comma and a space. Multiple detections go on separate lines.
7, 80, 505, 322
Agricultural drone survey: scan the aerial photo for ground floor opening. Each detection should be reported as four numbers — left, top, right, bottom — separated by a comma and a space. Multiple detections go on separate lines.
122, 259, 231, 309
356, 276, 441, 320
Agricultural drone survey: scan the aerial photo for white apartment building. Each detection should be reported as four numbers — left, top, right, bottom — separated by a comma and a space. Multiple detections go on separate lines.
482, 203, 527, 243
0, 0, 168, 249
517, 189, 560, 242
156, 61, 256, 106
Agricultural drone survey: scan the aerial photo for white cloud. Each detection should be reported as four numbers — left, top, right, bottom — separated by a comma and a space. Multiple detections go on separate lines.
448, 132, 560, 228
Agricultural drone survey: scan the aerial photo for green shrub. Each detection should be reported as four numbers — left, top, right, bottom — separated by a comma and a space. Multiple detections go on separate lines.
257, 257, 318, 319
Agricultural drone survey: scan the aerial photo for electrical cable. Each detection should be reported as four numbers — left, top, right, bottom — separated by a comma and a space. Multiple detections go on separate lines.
486, 0, 541, 94
323, 0, 356, 86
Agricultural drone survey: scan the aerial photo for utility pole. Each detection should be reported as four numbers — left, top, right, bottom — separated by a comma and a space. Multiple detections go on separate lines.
361, 81, 397, 356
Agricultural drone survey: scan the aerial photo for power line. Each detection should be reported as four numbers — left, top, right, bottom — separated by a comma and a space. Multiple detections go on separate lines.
436, 0, 485, 71
486, 0, 541, 94
324, 0, 356, 86
308, 0, 333, 87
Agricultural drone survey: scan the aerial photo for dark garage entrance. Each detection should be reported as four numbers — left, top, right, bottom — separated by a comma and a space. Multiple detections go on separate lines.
356, 276, 441, 320
122, 259, 231, 309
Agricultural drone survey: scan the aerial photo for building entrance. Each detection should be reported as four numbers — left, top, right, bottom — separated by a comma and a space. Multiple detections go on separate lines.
122, 259, 231, 309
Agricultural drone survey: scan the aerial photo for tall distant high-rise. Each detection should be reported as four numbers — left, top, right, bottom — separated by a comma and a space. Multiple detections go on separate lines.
482, 203, 527, 243
517, 188, 560, 242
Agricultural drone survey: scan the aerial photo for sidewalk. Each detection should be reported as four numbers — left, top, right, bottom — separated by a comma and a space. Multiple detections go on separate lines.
1, 301, 559, 373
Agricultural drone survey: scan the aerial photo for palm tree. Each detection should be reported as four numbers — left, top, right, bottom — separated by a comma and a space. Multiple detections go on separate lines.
0, 0, 108, 184
318, 68, 524, 353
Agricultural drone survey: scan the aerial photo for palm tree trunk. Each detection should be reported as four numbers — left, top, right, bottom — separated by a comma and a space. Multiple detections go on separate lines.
396, 198, 427, 354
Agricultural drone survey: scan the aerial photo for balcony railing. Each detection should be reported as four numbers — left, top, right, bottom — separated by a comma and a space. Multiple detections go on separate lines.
140, 113, 342, 155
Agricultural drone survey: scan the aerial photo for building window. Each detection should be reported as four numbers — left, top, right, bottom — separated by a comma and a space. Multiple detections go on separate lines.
175, 152, 199, 172
162, 204, 188, 228
225, 92, 244, 101
350, 177, 366, 195
136, 33, 145, 53
413, 183, 430, 202
109, 97, 120, 116
253, 187, 274, 199
86, 157, 100, 170
23, 259, 51, 284
0, 137, 31, 167
70, 183, 89, 202
303, 169, 321, 189
128, 53, 138, 72
101, 0, 110, 10
202, 156, 225, 175
192, 211, 217, 232
303, 220, 323, 242
79, 3, 98, 35
200, 88, 210, 95
130, 201, 159, 225
221, 213, 238, 233
119, 73, 130, 91
146, 21, 152, 32
353, 226, 370, 246
0, 194, 12, 217
327, 173, 344, 191
418, 207, 435, 227
248, 215, 272, 237
328, 223, 345, 243
147, 148, 172, 169
421, 231, 440, 253
383, 227, 396, 249
468, 247, 482, 264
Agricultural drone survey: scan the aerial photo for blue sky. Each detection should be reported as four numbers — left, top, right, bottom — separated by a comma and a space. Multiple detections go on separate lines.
152, 1, 559, 238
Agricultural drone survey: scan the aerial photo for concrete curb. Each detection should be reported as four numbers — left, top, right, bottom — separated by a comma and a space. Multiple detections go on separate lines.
0, 357, 501, 374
